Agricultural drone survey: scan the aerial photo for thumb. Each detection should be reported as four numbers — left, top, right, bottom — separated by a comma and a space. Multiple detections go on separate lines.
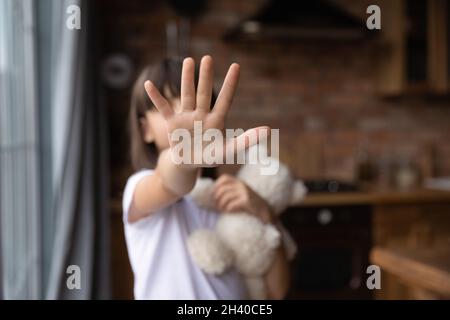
226, 126, 271, 156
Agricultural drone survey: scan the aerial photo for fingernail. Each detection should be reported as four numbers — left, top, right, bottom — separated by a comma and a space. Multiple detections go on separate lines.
144, 81, 152, 92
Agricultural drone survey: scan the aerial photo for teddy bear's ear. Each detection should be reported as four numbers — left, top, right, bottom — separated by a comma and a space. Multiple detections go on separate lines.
264, 225, 281, 249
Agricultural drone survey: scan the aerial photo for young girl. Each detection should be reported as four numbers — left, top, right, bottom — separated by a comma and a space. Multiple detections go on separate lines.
123, 56, 290, 299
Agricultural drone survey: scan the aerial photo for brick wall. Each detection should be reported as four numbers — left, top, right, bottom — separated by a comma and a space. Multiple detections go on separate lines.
99, 0, 450, 196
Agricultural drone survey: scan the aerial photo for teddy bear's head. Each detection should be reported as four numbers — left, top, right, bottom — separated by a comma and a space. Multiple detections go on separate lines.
237, 145, 307, 215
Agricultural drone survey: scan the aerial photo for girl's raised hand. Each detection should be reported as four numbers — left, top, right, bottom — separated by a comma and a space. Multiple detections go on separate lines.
144, 56, 269, 167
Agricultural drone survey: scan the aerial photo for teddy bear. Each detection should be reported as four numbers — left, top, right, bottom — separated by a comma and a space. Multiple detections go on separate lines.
186, 145, 307, 299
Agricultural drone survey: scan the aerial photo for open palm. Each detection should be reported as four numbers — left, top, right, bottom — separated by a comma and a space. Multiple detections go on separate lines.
144, 56, 269, 167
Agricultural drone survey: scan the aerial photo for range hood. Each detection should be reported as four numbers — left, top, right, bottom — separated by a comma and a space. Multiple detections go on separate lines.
224, 0, 373, 42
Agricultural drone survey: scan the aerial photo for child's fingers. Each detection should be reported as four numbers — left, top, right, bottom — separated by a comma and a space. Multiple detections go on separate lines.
226, 126, 271, 156
196, 55, 214, 113
216, 190, 240, 212
144, 81, 174, 119
214, 174, 235, 190
213, 184, 236, 202
212, 63, 240, 119
181, 57, 196, 111
223, 199, 244, 213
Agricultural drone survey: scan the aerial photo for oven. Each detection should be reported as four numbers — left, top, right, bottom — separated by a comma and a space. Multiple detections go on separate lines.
281, 203, 373, 299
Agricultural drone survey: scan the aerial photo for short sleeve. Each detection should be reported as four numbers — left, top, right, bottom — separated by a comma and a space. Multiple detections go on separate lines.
122, 169, 154, 224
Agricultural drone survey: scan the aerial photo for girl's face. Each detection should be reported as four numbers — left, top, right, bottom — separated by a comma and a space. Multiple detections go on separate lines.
140, 91, 182, 152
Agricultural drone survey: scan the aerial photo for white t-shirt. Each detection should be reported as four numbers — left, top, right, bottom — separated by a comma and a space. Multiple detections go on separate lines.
122, 170, 248, 300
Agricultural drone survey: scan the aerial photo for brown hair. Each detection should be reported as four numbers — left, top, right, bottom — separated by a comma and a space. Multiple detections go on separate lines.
129, 57, 217, 177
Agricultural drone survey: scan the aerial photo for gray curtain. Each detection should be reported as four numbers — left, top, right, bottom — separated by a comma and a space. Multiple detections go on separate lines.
0, 0, 42, 299
0, 0, 110, 299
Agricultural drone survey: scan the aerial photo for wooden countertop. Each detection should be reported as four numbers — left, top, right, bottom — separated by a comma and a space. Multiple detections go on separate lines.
371, 246, 450, 297
298, 188, 450, 207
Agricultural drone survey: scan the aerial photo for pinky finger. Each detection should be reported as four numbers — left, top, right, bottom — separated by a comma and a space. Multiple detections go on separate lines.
144, 81, 174, 119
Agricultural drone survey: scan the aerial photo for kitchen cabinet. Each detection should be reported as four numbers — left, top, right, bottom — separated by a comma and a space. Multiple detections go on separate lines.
376, 0, 449, 95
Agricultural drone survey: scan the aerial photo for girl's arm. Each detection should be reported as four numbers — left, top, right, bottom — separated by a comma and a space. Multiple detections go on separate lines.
128, 149, 198, 223
213, 174, 291, 299
263, 222, 291, 300
128, 56, 266, 223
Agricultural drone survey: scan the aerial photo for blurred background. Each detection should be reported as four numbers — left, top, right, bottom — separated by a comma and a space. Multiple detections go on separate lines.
1, 0, 450, 300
